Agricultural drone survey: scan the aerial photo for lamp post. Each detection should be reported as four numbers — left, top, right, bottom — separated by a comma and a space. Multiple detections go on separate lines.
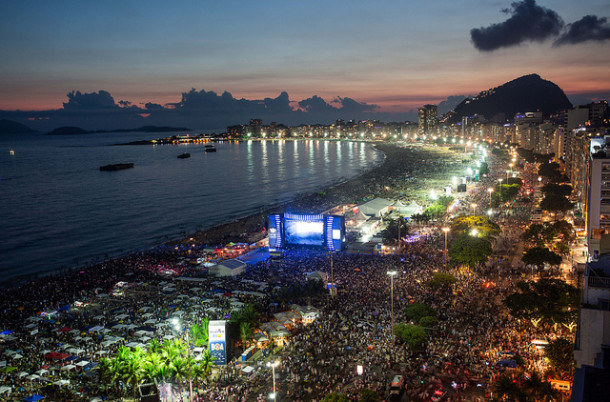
488, 187, 494, 208
471, 203, 478, 216
442, 227, 450, 268
267, 360, 280, 400
387, 271, 397, 346
329, 251, 335, 297
172, 318, 193, 402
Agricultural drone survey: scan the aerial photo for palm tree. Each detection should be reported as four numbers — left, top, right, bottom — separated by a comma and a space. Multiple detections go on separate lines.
121, 352, 146, 400
523, 372, 559, 401
239, 322, 254, 347
190, 319, 209, 347
96, 357, 113, 393
143, 352, 163, 383
493, 375, 524, 401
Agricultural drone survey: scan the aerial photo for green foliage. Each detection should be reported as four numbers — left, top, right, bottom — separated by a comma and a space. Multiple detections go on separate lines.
498, 184, 520, 202
522, 246, 562, 268
540, 194, 574, 213
493, 375, 526, 401
190, 318, 209, 347
358, 389, 381, 402
419, 316, 439, 329
425, 272, 458, 290
503, 279, 579, 326
404, 302, 436, 323
554, 242, 570, 255
542, 183, 572, 197
522, 223, 544, 242
321, 392, 350, 402
449, 234, 493, 267
394, 323, 427, 349
423, 195, 455, 219
451, 215, 501, 239
538, 162, 562, 181
100, 338, 215, 396
381, 218, 409, 245
479, 161, 490, 176
546, 338, 575, 375
553, 220, 575, 241
229, 303, 261, 327
410, 212, 431, 224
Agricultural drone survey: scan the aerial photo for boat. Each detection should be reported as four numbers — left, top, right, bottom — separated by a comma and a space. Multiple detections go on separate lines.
99, 163, 134, 171
204, 144, 217, 152
177, 152, 191, 159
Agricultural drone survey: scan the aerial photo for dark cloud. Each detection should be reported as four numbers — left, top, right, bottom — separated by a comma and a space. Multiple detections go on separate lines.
298, 96, 336, 114
0, 89, 405, 131
332, 97, 378, 114
470, 0, 563, 51
554, 15, 610, 46
264, 91, 292, 113
62, 90, 119, 110
145, 102, 164, 111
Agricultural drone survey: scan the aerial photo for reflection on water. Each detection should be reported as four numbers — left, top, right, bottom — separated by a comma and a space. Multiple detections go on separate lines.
0, 133, 383, 280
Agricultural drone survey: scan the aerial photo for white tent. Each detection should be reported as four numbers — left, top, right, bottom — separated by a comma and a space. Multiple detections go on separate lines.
0, 386, 10, 396
35, 369, 49, 376
61, 364, 77, 371
54, 379, 70, 386
358, 198, 393, 217
210, 259, 247, 277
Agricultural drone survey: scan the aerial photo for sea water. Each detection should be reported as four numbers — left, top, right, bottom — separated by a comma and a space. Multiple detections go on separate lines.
0, 132, 383, 281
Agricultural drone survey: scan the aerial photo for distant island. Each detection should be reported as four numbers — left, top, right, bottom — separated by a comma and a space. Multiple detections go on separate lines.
0, 119, 38, 134
46, 125, 191, 135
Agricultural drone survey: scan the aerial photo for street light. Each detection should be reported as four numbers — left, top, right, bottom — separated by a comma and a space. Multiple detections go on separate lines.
387, 271, 397, 346
267, 360, 280, 400
171, 318, 193, 402
471, 203, 478, 216
442, 227, 450, 268
488, 187, 494, 208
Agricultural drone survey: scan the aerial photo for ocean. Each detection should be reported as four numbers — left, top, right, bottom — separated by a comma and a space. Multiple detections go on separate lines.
0, 132, 384, 282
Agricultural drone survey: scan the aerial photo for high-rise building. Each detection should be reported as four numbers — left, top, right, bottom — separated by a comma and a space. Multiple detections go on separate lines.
418, 105, 437, 136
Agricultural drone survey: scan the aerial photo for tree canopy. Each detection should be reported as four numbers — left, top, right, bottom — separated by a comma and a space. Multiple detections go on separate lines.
546, 338, 575, 375
540, 194, 574, 214
449, 234, 493, 267
404, 302, 436, 323
394, 323, 427, 349
542, 183, 572, 197
503, 279, 579, 326
521, 246, 562, 269
381, 217, 409, 245
450, 215, 500, 239
425, 272, 458, 290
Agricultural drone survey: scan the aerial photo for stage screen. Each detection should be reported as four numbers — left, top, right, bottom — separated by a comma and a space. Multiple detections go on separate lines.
284, 214, 325, 246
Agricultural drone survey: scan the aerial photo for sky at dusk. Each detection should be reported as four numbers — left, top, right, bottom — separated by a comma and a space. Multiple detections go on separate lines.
1, 0, 610, 130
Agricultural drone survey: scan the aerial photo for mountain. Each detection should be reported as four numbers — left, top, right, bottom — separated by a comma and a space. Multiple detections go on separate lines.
451, 74, 573, 122
0, 119, 37, 134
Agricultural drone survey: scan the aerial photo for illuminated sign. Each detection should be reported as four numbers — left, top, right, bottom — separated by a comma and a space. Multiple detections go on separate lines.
209, 320, 227, 365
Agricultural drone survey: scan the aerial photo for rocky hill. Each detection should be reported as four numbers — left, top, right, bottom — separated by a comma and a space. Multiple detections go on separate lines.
451, 74, 573, 122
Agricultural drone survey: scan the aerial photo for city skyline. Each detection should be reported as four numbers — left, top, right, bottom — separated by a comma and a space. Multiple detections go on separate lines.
1, 0, 610, 130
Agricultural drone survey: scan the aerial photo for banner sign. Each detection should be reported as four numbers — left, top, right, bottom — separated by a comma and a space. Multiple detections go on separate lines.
209, 320, 227, 365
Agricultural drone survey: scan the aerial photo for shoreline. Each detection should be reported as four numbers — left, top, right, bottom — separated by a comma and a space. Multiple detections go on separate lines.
5, 142, 466, 289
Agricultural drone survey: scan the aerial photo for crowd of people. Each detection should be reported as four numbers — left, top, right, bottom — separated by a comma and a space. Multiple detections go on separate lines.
0, 143, 572, 401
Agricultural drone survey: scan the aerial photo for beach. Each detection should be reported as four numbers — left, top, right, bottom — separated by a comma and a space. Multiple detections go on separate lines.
0, 142, 553, 402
